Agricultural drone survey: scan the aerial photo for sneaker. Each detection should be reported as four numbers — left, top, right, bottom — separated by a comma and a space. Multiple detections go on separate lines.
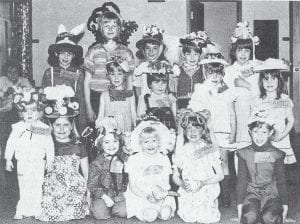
13, 214, 23, 220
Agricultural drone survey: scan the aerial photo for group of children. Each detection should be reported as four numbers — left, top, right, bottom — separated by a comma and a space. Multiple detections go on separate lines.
2, 2, 297, 224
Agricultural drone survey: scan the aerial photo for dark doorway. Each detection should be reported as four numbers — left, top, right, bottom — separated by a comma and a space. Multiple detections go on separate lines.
190, 0, 204, 32
254, 20, 279, 60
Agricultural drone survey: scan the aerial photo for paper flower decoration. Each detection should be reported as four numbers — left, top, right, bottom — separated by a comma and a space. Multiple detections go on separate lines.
143, 25, 164, 37
231, 21, 260, 46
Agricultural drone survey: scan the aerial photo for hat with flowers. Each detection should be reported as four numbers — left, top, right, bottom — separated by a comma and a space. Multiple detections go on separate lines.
43, 85, 79, 118
253, 58, 290, 72
13, 87, 46, 112
106, 55, 130, 73
231, 21, 260, 45
180, 31, 213, 50
136, 25, 164, 49
199, 44, 228, 65
248, 106, 276, 127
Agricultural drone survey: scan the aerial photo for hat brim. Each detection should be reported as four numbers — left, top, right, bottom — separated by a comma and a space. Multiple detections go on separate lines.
136, 37, 163, 49
45, 111, 79, 119
48, 43, 83, 58
200, 58, 228, 65
253, 64, 289, 72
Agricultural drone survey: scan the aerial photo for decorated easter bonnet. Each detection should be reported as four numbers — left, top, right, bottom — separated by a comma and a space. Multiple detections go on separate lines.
136, 25, 164, 49
48, 23, 85, 58
87, 2, 138, 46
248, 106, 275, 127
253, 58, 290, 72
180, 31, 213, 50
106, 55, 130, 73
43, 85, 79, 118
13, 87, 46, 112
131, 117, 172, 154
200, 44, 228, 66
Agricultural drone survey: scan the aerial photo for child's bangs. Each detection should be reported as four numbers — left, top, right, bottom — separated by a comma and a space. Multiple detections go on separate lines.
248, 121, 273, 131
205, 63, 224, 75
236, 39, 253, 50
106, 62, 126, 75
261, 69, 281, 78
99, 11, 121, 24
153, 73, 168, 82
182, 46, 202, 55
139, 127, 159, 140
187, 116, 206, 128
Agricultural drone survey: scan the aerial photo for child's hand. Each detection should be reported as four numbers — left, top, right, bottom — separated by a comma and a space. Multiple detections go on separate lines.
152, 185, 168, 200
147, 194, 158, 203
272, 131, 285, 142
87, 108, 96, 122
102, 194, 115, 207
5, 160, 14, 171
234, 77, 251, 91
228, 134, 236, 144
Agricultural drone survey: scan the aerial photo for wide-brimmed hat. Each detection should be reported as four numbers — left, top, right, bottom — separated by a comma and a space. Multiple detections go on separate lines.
136, 25, 164, 49
48, 23, 85, 58
180, 31, 213, 50
253, 58, 290, 72
43, 85, 79, 118
13, 87, 46, 112
200, 44, 228, 65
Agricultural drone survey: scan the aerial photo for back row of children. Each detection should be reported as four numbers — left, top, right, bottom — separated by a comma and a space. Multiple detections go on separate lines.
3, 2, 296, 224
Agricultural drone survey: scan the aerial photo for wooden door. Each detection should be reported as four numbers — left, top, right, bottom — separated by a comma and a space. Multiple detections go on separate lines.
190, 0, 204, 32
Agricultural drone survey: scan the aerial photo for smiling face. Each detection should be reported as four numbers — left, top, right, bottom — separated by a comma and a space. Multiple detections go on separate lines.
52, 117, 72, 142
143, 43, 161, 62
102, 133, 120, 156
184, 49, 200, 67
236, 47, 251, 65
250, 124, 273, 147
22, 103, 39, 123
102, 19, 119, 40
108, 67, 126, 89
262, 73, 279, 93
185, 123, 204, 143
140, 132, 160, 155
58, 50, 74, 68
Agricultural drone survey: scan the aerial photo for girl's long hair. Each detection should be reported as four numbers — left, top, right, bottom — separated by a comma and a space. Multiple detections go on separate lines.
259, 70, 286, 99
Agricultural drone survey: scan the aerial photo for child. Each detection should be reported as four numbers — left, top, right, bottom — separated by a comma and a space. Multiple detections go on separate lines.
189, 48, 236, 207
137, 61, 176, 130
95, 56, 136, 132
5, 88, 54, 219
88, 118, 127, 219
125, 124, 176, 222
172, 109, 223, 223
224, 21, 261, 150
176, 31, 208, 109
85, 3, 135, 122
236, 110, 289, 224
38, 85, 89, 222
133, 25, 167, 97
252, 58, 296, 164
42, 23, 87, 132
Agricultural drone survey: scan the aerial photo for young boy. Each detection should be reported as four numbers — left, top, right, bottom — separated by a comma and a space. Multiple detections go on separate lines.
236, 109, 289, 224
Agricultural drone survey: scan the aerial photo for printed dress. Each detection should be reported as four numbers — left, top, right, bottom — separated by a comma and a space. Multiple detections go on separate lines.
125, 152, 176, 220
251, 94, 296, 164
38, 140, 89, 221
173, 142, 222, 223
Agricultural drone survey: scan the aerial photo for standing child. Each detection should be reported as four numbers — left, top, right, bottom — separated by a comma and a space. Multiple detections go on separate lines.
42, 23, 87, 132
88, 118, 127, 219
172, 109, 224, 223
38, 85, 89, 222
137, 61, 176, 130
224, 21, 261, 149
95, 56, 136, 132
189, 48, 236, 207
176, 31, 208, 109
125, 124, 176, 222
85, 3, 135, 122
236, 110, 290, 224
5, 88, 54, 219
252, 58, 296, 164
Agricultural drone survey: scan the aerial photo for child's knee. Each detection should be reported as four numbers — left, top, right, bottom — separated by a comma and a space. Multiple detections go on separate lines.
160, 205, 172, 220
90, 199, 111, 219
241, 206, 259, 224
261, 211, 282, 224
112, 200, 127, 218
142, 208, 158, 222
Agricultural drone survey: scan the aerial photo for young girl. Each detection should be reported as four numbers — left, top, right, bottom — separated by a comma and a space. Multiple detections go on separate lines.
189, 49, 236, 207
176, 31, 208, 109
95, 56, 136, 132
133, 25, 167, 97
125, 125, 176, 222
172, 109, 224, 223
38, 86, 89, 221
85, 3, 135, 122
237, 111, 289, 224
224, 21, 261, 150
252, 58, 296, 164
137, 62, 176, 130
42, 23, 87, 132
5, 88, 54, 219
88, 119, 127, 219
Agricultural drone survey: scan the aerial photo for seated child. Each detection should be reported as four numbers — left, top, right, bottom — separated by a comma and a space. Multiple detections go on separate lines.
125, 125, 176, 222
88, 117, 127, 219
236, 110, 289, 224
172, 109, 223, 223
